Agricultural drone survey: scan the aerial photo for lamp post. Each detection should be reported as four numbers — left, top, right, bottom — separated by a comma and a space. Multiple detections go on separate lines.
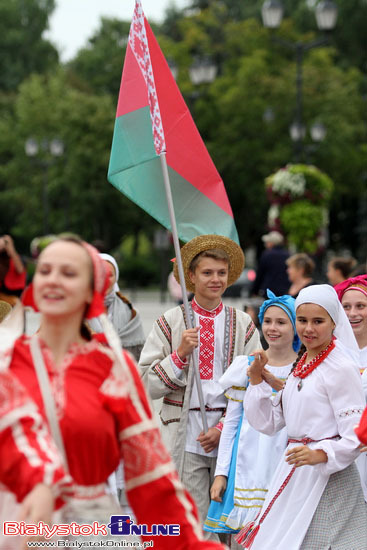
261, 0, 338, 161
189, 56, 218, 85
25, 138, 64, 235
289, 119, 327, 163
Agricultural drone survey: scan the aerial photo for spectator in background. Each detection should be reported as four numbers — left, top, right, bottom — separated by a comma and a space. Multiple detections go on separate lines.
327, 256, 357, 286
351, 261, 367, 277
286, 253, 315, 298
88, 253, 145, 362
251, 231, 290, 298
0, 235, 26, 306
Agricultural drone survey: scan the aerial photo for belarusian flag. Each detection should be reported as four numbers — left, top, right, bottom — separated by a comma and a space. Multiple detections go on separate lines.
108, 0, 239, 243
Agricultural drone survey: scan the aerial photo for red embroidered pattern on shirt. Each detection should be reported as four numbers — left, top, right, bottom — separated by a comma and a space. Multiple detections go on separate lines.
338, 407, 364, 418
0, 371, 29, 418
31, 337, 101, 419
191, 298, 223, 318
199, 316, 215, 380
171, 350, 187, 369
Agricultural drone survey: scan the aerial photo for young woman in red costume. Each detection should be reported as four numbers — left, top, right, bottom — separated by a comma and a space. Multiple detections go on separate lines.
7, 236, 224, 549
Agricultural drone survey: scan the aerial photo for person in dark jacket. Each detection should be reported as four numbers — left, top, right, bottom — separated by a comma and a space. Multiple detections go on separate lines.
251, 231, 290, 298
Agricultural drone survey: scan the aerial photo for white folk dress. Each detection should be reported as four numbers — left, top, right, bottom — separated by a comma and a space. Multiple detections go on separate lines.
242, 342, 366, 550
204, 356, 291, 533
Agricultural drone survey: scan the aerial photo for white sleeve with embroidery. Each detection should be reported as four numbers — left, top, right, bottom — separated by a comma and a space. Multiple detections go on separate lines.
314, 359, 365, 476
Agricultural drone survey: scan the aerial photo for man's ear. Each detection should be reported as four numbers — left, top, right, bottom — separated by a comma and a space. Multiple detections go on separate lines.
188, 269, 195, 284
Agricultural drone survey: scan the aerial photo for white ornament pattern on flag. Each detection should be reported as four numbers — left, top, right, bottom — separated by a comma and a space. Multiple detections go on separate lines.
129, 0, 166, 155
199, 317, 215, 380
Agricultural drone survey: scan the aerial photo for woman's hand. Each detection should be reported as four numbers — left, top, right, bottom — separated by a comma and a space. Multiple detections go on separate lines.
358, 443, 367, 453
247, 349, 268, 385
210, 476, 227, 502
19, 483, 54, 524
18, 483, 54, 550
177, 327, 199, 361
262, 368, 285, 392
285, 446, 328, 468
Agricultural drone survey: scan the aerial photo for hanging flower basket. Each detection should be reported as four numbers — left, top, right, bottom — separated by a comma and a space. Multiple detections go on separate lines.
265, 164, 334, 253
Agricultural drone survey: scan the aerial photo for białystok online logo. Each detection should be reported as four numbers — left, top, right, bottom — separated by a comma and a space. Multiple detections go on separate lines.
108, 516, 180, 536
3, 516, 180, 539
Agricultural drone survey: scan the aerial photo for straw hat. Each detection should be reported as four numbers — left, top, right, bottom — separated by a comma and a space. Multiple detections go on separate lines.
173, 235, 245, 293
0, 300, 12, 323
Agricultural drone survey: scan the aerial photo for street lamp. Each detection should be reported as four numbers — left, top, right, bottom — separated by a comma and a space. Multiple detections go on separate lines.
315, 1, 338, 31
189, 56, 217, 85
289, 120, 327, 163
261, 0, 283, 29
261, 0, 338, 161
310, 121, 327, 143
25, 137, 64, 235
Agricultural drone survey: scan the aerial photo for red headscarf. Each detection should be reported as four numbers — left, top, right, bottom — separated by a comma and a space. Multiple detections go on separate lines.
334, 274, 367, 301
22, 240, 110, 319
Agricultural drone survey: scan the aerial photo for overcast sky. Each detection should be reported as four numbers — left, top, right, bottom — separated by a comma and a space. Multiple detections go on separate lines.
46, 0, 189, 62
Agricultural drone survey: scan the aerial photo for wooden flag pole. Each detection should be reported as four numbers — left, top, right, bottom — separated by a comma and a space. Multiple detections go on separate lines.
160, 152, 209, 433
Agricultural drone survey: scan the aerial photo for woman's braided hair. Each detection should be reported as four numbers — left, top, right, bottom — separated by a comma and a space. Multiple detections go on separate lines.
290, 344, 306, 374
276, 344, 306, 410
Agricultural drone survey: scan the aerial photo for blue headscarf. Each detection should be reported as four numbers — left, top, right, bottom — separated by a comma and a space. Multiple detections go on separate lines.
258, 289, 301, 352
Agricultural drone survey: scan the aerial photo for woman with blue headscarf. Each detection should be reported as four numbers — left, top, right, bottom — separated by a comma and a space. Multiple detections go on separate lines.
204, 290, 300, 539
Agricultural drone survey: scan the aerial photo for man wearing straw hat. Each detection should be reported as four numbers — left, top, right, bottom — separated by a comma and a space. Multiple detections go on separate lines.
139, 234, 261, 538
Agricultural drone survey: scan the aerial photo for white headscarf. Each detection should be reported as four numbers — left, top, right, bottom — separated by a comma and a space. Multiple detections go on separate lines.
100, 253, 120, 293
295, 284, 360, 364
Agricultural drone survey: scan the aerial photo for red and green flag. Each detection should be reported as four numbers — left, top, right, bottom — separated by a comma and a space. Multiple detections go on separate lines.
108, 0, 239, 243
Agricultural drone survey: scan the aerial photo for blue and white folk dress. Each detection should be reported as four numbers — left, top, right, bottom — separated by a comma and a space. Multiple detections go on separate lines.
204, 355, 292, 534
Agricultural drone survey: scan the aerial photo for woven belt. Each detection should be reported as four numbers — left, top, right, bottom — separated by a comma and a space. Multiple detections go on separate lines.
288, 435, 339, 445
189, 407, 226, 412
69, 483, 107, 500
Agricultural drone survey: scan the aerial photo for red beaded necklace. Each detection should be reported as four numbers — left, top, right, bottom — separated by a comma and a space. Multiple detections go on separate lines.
293, 339, 335, 391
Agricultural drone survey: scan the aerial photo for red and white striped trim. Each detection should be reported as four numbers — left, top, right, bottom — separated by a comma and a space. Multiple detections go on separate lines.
171, 349, 188, 369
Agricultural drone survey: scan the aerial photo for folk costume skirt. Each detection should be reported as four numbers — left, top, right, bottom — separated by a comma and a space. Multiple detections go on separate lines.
300, 462, 367, 550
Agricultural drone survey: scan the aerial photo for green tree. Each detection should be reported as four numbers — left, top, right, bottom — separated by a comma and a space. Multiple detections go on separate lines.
0, 70, 155, 252
67, 18, 131, 97
159, 9, 365, 253
0, 0, 58, 91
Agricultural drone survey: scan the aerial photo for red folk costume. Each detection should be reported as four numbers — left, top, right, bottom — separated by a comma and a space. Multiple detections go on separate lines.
8, 241, 224, 550
0, 369, 67, 502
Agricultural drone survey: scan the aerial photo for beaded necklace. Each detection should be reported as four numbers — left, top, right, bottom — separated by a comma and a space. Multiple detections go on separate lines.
293, 339, 335, 391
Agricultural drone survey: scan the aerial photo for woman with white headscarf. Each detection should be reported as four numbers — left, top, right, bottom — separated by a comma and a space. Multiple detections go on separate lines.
236, 284, 367, 550
88, 253, 145, 361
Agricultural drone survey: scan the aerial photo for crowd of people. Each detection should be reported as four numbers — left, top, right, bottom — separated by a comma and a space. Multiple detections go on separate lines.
0, 231, 367, 550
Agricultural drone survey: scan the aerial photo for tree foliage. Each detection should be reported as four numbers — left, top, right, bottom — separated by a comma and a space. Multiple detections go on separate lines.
0, 0, 58, 92
0, 70, 155, 253
0, 0, 366, 268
